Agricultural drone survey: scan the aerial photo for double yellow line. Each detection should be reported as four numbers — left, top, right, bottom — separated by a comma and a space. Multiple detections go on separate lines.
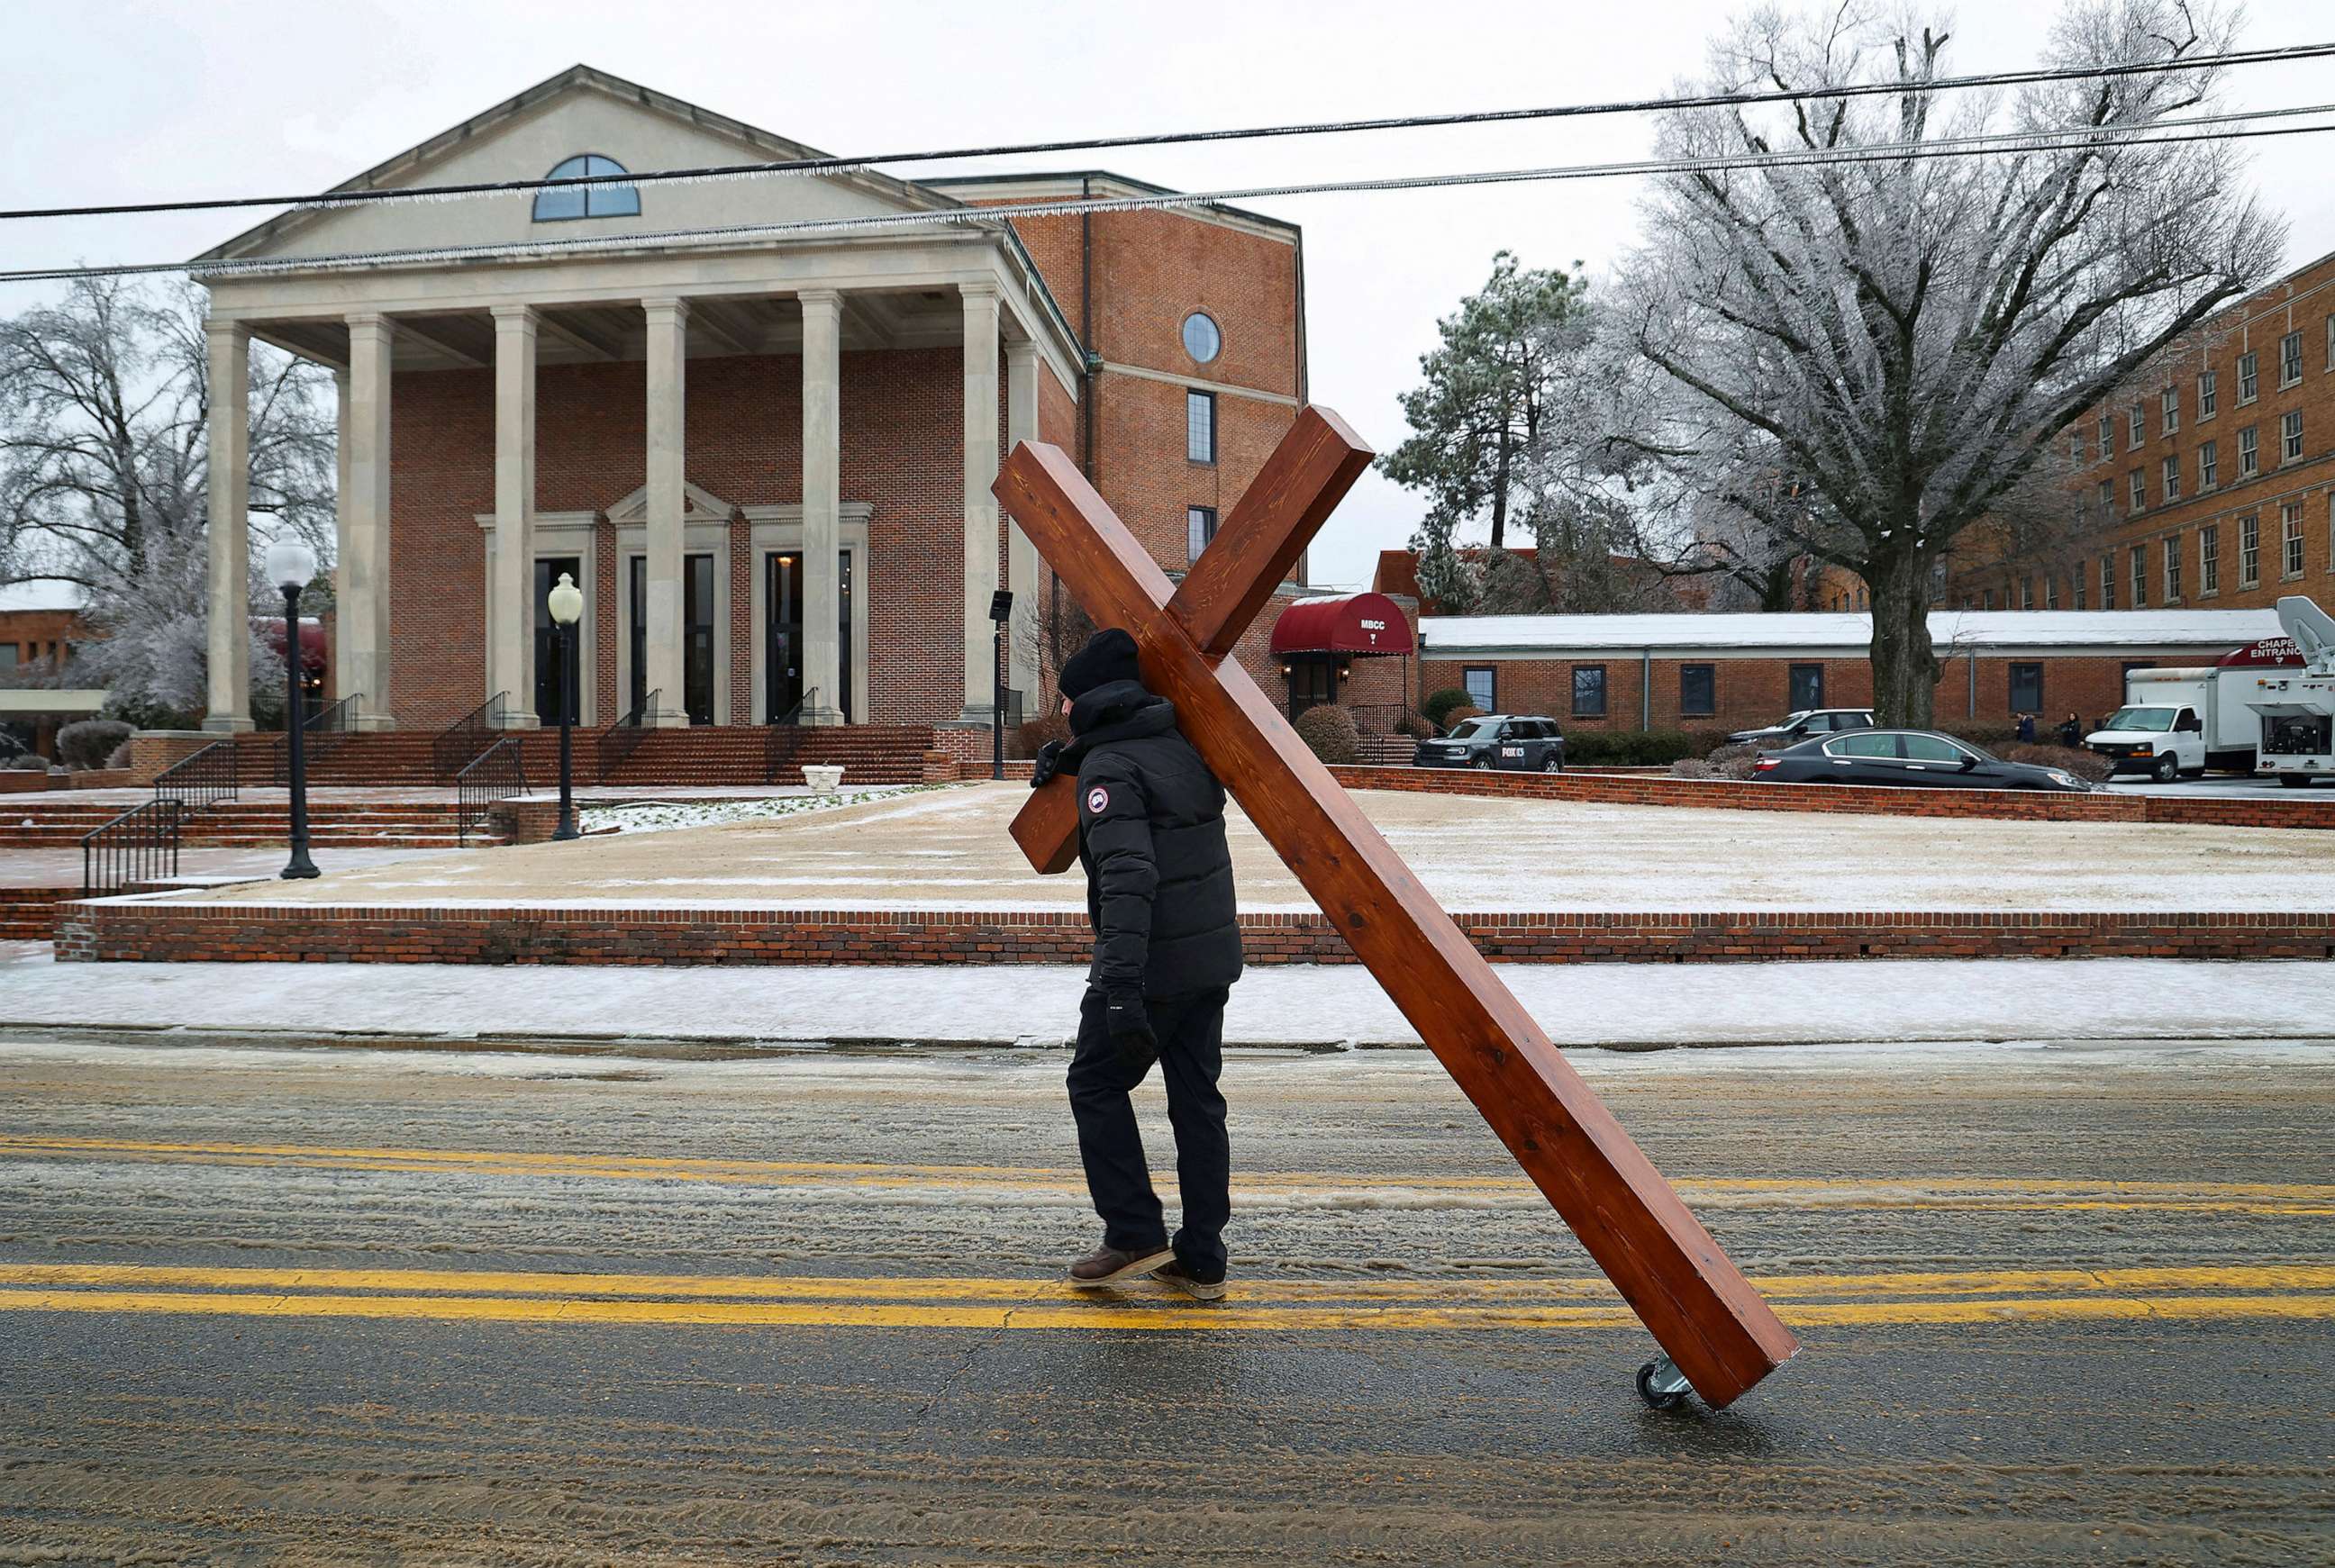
4, 1135, 2329, 1214
3, 1262, 2330, 1332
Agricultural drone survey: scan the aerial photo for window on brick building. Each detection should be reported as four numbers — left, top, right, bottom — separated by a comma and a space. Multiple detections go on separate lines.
1463, 666, 1495, 711
2131, 543, 2148, 607
2240, 425, 2259, 476
2130, 468, 2145, 511
2281, 330, 2303, 387
2199, 440, 2217, 489
2239, 350, 2259, 403
2326, 314, 2335, 372
2009, 662, 2043, 713
1185, 390, 1216, 464
1186, 505, 1217, 564
2069, 429, 2084, 463
2098, 478, 2113, 517
1571, 665, 1607, 717
2129, 403, 2145, 445
2161, 453, 2179, 501
2283, 408, 2304, 464
1982, 587, 1995, 610
2046, 575, 2060, 609
2020, 576, 2034, 610
2101, 554, 2116, 609
1788, 664, 1825, 710
532, 154, 640, 221
2198, 369, 2217, 420
1679, 663, 1715, 717
2161, 387, 2179, 434
1180, 313, 1221, 365
2074, 570, 2087, 609
2096, 413, 2112, 454
2164, 534, 2183, 601
2240, 514, 2260, 587
2201, 524, 2220, 595
2283, 503, 2304, 578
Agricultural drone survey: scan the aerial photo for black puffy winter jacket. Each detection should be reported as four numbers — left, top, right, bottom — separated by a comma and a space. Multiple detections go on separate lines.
1058, 678, 1242, 1000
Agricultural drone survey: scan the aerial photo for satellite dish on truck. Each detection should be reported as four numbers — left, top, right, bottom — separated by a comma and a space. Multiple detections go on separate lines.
2276, 595, 2335, 673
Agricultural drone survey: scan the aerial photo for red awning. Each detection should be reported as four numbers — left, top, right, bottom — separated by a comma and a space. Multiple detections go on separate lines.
1268, 593, 1415, 656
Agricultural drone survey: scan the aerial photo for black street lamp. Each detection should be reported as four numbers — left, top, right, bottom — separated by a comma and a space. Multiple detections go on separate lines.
548, 571, 585, 841
266, 539, 320, 880
987, 588, 1013, 782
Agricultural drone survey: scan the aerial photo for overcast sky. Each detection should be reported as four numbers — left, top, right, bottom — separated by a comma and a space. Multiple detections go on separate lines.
7, 0, 2333, 590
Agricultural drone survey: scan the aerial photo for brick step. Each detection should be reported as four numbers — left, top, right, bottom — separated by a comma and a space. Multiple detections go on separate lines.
0, 887, 68, 942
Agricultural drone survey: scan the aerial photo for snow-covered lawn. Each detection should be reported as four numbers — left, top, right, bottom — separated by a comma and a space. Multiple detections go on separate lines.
3, 948, 2328, 1050
150, 779, 2335, 913
576, 785, 931, 838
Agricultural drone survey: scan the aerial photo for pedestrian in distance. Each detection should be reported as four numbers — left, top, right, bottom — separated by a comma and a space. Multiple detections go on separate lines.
2016, 711, 2038, 744
2058, 712, 2084, 748
1029, 628, 1241, 1301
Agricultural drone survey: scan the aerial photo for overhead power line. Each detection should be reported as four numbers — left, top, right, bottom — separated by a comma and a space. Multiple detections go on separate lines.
5, 99, 2327, 287
2, 38, 2332, 225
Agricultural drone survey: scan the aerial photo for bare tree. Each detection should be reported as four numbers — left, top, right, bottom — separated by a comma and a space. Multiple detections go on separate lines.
1606, 0, 2281, 722
0, 278, 334, 721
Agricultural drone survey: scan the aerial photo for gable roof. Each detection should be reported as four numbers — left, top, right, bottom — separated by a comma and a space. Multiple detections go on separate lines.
198, 64, 963, 264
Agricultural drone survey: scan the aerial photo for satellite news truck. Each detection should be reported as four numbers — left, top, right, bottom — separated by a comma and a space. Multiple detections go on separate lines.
2085, 635, 2303, 781
2249, 595, 2335, 788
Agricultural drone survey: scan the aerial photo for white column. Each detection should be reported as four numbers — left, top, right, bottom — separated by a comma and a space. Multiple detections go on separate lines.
1004, 333, 1041, 711
344, 313, 397, 729
331, 367, 355, 707
203, 320, 252, 732
798, 289, 844, 726
959, 281, 1001, 722
490, 304, 540, 728
642, 297, 689, 726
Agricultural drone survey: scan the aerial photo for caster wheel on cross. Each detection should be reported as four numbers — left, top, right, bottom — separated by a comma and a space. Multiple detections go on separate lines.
1636, 1355, 1694, 1411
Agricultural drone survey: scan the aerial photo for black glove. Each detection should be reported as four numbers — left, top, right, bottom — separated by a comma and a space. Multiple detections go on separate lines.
1030, 739, 1067, 789
1106, 992, 1157, 1069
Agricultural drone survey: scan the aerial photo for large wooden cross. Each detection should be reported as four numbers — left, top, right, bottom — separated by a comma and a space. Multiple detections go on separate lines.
995, 407, 1798, 1409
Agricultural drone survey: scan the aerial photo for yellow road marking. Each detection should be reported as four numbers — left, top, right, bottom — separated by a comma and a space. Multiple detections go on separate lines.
0, 1286, 2329, 1332
2, 1261, 2330, 1305
3, 1136, 2328, 1212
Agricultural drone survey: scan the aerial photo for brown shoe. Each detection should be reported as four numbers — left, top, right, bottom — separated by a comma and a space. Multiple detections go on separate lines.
1154, 1259, 1226, 1301
1067, 1241, 1174, 1288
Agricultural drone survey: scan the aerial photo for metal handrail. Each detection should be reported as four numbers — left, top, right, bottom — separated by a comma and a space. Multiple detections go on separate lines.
596, 687, 659, 784
272, 691, 362, 784
453, 737, 529, 847
432, 692, 508, 781
763, 688, 817, 784
81, 798, 184, 897
154, 739, 239, 816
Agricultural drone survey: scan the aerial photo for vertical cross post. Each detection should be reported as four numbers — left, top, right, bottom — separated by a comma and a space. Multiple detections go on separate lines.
996, 412, 1798, 1409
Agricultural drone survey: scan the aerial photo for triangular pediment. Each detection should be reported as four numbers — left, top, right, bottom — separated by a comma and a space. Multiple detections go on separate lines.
201, 65, 958, 266
603, 481, 736, 526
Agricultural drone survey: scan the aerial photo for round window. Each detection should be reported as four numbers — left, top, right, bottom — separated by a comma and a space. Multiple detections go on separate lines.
1181, 312, 1222, 365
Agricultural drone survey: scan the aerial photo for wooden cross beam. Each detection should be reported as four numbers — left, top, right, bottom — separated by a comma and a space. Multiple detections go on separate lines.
995, 409, 1799, 1409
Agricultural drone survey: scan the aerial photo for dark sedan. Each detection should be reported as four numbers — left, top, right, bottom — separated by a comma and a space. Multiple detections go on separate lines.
1751, 729, 2097, 791
1413, 714, 1566, 772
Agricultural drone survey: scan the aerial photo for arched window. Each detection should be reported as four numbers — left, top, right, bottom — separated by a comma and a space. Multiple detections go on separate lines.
532, 154, 641, 222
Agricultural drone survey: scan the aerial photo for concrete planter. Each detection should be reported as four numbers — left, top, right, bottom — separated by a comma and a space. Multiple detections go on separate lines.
801, 764, 846, 794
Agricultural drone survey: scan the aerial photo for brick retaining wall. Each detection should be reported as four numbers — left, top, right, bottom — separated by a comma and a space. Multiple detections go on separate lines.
1325, 765, 2335, 829
0, 886, 68, 942
52, 900, 2335, 967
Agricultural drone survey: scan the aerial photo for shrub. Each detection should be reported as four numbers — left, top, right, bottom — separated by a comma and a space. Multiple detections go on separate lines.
1293, 703, 1359, 765
2002, 742, 2112, 783
1017, 712, 1069, 754
1421, 687, 1476, 730
1441, 704, 1484, 730
1670, 758, 1714, 780
0, 751, 44, 772
104, 739, 134, 771
56, 719, 132, 771
1696, 742, 1767, 781
1562, 729, 1718, 768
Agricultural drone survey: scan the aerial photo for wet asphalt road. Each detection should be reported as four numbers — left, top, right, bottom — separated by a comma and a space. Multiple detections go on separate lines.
0, 1032, 2330, 1566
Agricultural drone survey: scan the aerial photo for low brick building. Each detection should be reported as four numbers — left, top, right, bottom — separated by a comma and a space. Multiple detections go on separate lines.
1417, 609, 2285, 734
193, 67, 1309, 748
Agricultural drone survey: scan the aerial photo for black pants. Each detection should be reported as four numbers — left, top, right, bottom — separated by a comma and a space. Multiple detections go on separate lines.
1067, 986, 1230, 1277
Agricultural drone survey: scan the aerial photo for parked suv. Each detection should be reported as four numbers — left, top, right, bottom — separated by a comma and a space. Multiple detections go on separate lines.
1727, 708, 1877, 747
1413, 714, 1566, 772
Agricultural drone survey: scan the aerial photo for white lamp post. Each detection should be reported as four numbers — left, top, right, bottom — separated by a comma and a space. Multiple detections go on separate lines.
546, 571, 585, 841
265, 539, 319, 879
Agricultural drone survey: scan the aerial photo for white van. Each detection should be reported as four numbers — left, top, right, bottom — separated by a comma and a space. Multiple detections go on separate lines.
2086, 641, 2303, 781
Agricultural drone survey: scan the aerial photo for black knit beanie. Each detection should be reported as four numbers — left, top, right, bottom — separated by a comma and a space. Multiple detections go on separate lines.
1058, 627, 1141, 702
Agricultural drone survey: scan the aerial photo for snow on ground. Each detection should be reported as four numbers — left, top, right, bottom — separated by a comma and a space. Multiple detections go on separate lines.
152, 780, 2335, 913
3, 948, 2328, 1050
576, 785, 927, 838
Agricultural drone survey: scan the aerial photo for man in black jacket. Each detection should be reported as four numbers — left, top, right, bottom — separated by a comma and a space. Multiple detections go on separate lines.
1031, 628, 1242, 1301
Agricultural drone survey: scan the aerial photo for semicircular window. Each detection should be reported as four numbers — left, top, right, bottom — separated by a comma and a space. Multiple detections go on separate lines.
532, 154, 641, 222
